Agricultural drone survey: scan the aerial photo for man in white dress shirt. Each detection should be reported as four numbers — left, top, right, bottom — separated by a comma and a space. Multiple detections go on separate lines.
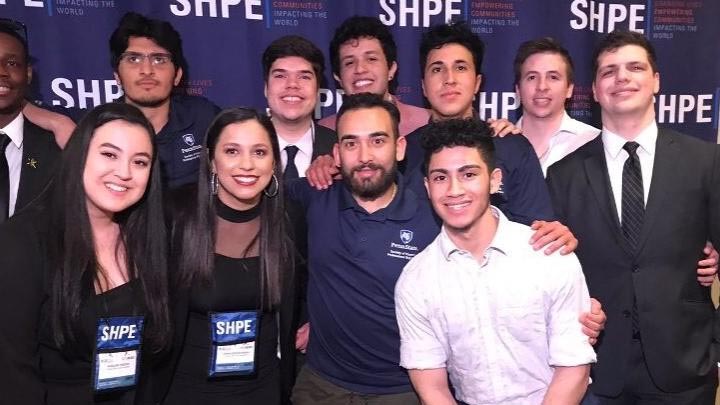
513, 37, 599, 176
396, 118, 596, 405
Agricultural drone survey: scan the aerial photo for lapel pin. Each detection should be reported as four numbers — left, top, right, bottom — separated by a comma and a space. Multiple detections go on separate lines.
26, 158, 38, 169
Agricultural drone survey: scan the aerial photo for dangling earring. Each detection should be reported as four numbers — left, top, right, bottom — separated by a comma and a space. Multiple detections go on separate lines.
210, 172, 219, 195
263, 174, 279, 198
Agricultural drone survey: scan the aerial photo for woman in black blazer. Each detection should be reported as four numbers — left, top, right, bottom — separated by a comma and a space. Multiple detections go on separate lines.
0, 103, 170, 404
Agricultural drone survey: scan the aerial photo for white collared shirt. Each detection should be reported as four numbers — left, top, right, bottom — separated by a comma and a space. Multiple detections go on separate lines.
517, 112, 600, 176
1, 113, 25, 217
601, 122, 657, 223
395, 207, 596, 405
277, 122, 314, 178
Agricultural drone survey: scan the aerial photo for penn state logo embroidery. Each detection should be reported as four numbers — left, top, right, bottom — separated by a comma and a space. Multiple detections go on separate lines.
182, 134, 196, 147
400, 230, 413, 244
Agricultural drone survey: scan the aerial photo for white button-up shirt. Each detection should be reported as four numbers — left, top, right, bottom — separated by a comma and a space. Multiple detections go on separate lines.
395, 207, 596, 405
1, 113, 24, 217
601, 122, 657, 223
277, 122, 315, 178
517, 112, 600, 176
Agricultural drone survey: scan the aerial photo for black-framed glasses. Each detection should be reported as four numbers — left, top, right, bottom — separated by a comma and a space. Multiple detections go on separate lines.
0, 18, 29, 50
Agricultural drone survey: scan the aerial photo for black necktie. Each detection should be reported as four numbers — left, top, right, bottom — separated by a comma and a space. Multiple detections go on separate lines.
284, 145, 300, 181
0, 131, 11, 222
621, 141, 644, 252
621, 141, 644, 338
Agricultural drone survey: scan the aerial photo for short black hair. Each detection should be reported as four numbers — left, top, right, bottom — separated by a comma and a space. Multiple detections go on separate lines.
513, 37, 574, 86
109, 12, 186, 74
592, 31, 658, 77
421, 118, 495, 176
0, 19, 29, 61
336, 92, 400, 139
419, 21, 484, 76
329, 16, 397, 78
262, 35, 325, 86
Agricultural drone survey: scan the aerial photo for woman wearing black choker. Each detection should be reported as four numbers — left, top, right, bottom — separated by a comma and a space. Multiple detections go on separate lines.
158, 108, 298, 404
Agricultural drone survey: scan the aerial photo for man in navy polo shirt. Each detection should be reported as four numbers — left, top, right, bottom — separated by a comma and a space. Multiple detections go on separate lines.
109, 12, 219, 188
288, 93, 436, 404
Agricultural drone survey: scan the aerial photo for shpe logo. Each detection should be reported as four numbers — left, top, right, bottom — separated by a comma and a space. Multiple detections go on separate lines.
569, 0, 646, 33
400, 230, 413, 244
182, 134, 196, 147
379, 0, 462, 27
169, 0, 263, 19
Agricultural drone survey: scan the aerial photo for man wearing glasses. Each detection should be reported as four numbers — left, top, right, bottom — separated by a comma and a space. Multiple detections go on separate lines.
109, 12, 219, 188
0, 19, 60, 223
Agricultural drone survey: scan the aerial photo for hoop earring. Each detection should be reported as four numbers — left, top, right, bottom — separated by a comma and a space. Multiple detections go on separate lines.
263, 174, 279, 198
210, 172, 219, 195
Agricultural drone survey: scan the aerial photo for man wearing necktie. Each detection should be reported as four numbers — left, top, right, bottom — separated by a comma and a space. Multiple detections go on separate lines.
547, 31, 720, 404
0, 20, 59, 223
261, 35, 336, 180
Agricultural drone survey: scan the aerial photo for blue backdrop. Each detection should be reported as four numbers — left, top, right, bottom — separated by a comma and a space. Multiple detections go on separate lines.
3, 0, 719, 142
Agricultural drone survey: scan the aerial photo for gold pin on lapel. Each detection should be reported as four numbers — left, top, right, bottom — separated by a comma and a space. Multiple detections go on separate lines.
26, 158, 38, 169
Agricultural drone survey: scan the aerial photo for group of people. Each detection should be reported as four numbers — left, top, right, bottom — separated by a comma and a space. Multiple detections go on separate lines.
0, 9, 719, 405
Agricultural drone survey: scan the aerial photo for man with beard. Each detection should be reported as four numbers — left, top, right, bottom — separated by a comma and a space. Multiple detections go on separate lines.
287, 93, 437, 404
109, 12, 219, 188
0, 19, 59, 222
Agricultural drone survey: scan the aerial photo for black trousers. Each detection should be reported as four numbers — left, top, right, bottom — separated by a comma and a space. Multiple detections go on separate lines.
584, 339, 717, 405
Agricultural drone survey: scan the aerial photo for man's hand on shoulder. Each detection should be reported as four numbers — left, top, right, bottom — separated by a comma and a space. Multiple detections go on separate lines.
529, 220, 577, 255
306, 154, 340, 190
487, 118, 521, 138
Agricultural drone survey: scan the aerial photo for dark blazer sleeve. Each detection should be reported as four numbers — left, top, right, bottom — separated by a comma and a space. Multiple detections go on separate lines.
0, 211, 47, 404
312, 124, 337, 159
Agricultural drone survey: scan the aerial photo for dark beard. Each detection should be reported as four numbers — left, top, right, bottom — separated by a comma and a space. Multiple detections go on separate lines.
342, 160, 397, 200
125, 95, 169, 109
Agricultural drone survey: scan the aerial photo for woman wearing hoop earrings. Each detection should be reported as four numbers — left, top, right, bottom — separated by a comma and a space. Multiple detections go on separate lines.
159, 108, 298, 404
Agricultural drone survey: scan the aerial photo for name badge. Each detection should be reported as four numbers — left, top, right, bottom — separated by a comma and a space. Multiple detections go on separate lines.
92, 316, 144, 393
208, 311, 259, 378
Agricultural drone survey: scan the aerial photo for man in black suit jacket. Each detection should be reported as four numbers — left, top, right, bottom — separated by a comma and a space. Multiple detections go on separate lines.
547, 31, 720, 403
262, 35, 336, 181
0, 22, 59, 222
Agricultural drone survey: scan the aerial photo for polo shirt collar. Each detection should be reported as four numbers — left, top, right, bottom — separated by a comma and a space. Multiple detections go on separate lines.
439, 206, 512, 260
161, 94, 192, 134
1, 112, 24, 149
517, 111, 583, 136
338, 172, 418, 221
602, 121, 658, 159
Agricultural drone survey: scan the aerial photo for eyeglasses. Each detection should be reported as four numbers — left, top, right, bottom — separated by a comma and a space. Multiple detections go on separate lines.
0, 18, 29, 50
119, 52, 173, 67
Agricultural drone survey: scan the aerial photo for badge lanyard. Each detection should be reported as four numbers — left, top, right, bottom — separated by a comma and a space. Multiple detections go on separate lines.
91, 316, 144, 393
208, 310, 260, 378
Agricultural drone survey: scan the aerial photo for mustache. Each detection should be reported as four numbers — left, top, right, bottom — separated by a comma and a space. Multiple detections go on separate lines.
352, 163, 384, 172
